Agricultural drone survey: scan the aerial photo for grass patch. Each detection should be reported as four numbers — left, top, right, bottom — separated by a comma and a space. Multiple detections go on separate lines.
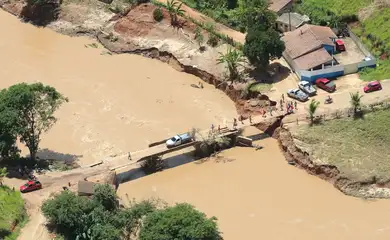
359, 59, 390, 81
298, 0, 369, 18
294, 109, 390, 181
362, 8, 390, 50
249, 83, 273, 93
0, 186, 27, 240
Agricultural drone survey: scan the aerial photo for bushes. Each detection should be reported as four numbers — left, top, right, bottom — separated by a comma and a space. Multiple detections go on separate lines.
140, 155, 165, 174
139, 203, 220, 240
0, 186, 26, 239
153, 7, 164, 22
42, 185, 222, 240
207, 33, 219, 47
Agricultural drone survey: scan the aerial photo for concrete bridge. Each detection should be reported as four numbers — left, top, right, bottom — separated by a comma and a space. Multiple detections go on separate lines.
109, 111, 285, 171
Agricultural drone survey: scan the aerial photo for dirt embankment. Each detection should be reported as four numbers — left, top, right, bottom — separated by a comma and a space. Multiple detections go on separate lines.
273, 126, 390, 199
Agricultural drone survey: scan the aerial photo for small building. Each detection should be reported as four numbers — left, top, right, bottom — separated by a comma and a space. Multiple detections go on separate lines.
268, 0, 293, 15
276, 12, 310, 32
282, 24, 344, 81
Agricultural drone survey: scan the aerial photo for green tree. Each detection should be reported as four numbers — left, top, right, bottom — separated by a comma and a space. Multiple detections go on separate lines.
0, 83, 68, 161
114, 200, 158, 238
243, 24, 285, 68
139, 203, 220, 240
308, 99, 320, 125
226, 0, 237, 9
350, 92, 363, 116
217, 48, 245, 83
93, 184, 118, 211
231, 0, 271, 31
166, 0, 185, 26
0, 167, 7, 185
42, 191, 94, 236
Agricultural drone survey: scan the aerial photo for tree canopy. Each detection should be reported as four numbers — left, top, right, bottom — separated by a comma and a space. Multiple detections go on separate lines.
243, 23, 285, 68
0, 83, 67, 161
42, 184, 159, 240
139, 203, 220, 240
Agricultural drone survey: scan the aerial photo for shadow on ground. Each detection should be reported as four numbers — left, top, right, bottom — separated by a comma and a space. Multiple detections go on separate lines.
2, 149, 82, 179
248, 62, 291, 84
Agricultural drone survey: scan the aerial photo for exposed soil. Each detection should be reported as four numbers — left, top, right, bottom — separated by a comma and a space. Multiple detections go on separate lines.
274, 126, 390, 199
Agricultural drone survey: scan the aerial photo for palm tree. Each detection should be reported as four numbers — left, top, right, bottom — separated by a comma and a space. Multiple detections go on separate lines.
217, 48, 245, 83
166, 0, 185, 26
308, 99, 320, 125
350, 91, 363, 117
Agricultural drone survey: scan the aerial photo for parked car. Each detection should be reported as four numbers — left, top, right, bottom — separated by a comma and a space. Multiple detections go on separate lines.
315, 78, 336, 92
335, 39, 346, 52
364, 80, 382, 93
20, 180, 42, 193
166, 133, 193, 148
287, 89, 309, 102
298, 81, 317, 96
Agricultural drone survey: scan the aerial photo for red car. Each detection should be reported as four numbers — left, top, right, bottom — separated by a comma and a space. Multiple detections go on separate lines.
364, 81, 382, 93
315, 78, 336, 92
335, 39, 346, 52
20, 180, 42, 193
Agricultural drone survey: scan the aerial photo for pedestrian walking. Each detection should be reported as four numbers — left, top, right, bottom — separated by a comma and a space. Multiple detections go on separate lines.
218, 125, 221, 132
128, 152, 132, 161
249, 115, 252, 124
294, 101, 298, 110
281, 94, 285, 103
233, 118, 237, 129
240, 115, 244, 124
269, 106, 273, 116
280, 99, 283, 111
211, 124, 215, 132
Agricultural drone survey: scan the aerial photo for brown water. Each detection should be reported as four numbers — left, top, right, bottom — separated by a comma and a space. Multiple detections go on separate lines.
0, 10, 237, 165
2, 9, 390, 240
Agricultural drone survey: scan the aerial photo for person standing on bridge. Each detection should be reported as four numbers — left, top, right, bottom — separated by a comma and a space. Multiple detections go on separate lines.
233, 118, 237, 129
128, 152, 132, 161
239, 115, 244, 124
211, 124, 215, 132
249, 115, 252, 124
294, 101, 298, 110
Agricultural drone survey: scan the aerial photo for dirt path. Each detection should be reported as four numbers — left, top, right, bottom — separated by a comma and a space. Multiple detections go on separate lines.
155, 0, 246, 43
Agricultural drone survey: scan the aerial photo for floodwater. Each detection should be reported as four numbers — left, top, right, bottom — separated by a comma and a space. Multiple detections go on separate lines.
0, 10, 236, 165
2, 9, 390, 240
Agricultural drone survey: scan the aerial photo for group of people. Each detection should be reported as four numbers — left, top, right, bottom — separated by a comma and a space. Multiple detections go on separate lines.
281, 94, 297, 114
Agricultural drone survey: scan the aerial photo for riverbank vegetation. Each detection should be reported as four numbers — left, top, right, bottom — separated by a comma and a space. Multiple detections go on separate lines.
0, 186, 27, 240
294, 108, 390, 182
0, 83, 67, 173
294, 0, 390, 80
42, 184, 221, 240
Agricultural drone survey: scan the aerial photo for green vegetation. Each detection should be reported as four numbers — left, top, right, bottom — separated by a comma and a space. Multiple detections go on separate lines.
308, 99, 320, 125
153, 7, 164, 22
42, 184, 221, 240
243, 22, 285, 68
295, 0, 367, 24
194, 26, 205, 49
140, 155, 165, 174
295, 0, 390, 80
217, 47, 245, 82
294, 109, 390, 181
0, 186, 27, 240
166, 0, 185, 25
350, 92, 363, 117
249, 82, 272, 93
0, 83, 68, 162
151, 0, 243, 49
139, 203, 220, 240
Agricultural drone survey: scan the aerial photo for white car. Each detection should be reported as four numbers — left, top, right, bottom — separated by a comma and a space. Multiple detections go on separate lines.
287, 89, 309, 102
298, 81, 317, 96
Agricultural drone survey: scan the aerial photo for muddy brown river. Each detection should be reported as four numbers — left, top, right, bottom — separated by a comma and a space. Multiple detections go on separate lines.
1, 9, 390, 240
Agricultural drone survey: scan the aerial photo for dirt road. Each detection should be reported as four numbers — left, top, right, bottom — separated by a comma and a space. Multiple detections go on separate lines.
155, 0, 246, 43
